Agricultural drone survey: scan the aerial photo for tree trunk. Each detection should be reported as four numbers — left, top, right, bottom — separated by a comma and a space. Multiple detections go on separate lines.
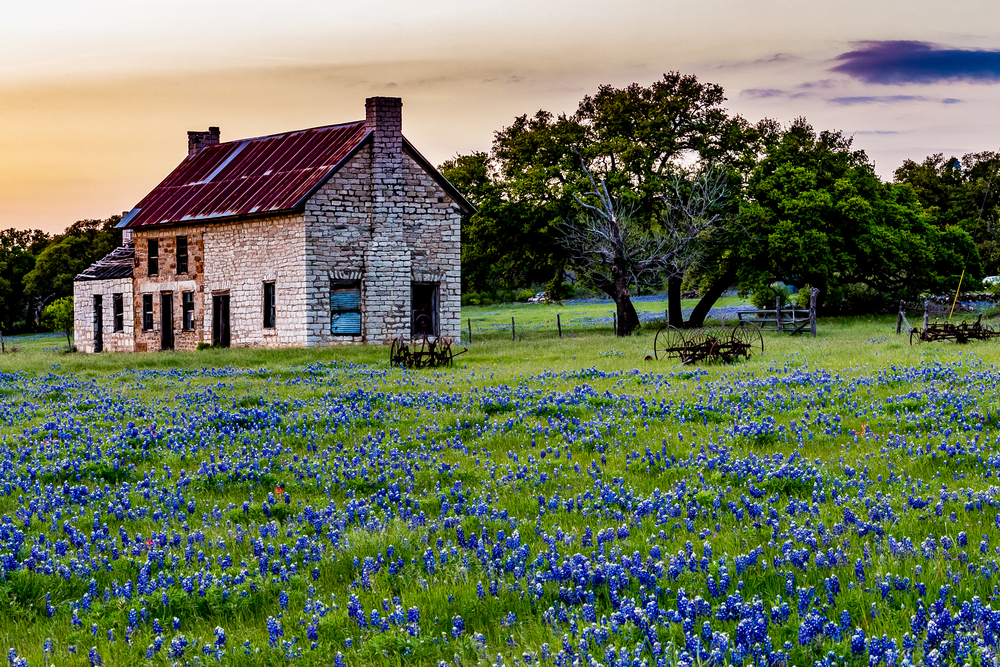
667, 276, 684, 327
686, 266, 737, 328
612, 265, 641, 336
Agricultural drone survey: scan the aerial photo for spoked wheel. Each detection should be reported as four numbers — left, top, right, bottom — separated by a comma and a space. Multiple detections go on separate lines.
909, 328, 921, 345
654, 326, 687, 361
733, 323, 765, 358
389, 338, 406, 367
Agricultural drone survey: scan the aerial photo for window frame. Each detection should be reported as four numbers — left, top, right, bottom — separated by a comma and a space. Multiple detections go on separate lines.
142, 294, 154, 331
263, 281, 276, 329
176, 236, 189, 274
147, 239, 159, 276
113, 293, 124, 332
182, 291, 195, 331
329, 280, 362, 336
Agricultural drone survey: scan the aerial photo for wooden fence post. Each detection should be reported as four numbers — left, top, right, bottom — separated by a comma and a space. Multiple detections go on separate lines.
468, 318, 472, 343
923, 299, 930, 330
896, 300, 904, 334
775, 297, 782, 332
809, 288, 819, 337
511, 317, 516, 341
557, 313, 562, 339
0, 329, 4, 354
613, 312, 617, 336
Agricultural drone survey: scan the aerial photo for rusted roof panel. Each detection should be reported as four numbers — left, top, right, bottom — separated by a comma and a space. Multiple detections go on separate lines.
121, 122, 371, 228
75, 243, 135, 282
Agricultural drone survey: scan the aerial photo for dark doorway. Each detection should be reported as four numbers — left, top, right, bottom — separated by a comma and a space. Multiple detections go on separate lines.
160, 293, 174, 351
212, 294, 230, 347
411, 283, 438, 337
93, 295, 103, 353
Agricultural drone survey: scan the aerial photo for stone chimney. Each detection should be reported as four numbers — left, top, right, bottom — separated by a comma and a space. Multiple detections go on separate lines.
365, 97, 402, 181
362, 96, 410, 342
187, 127, 220, 155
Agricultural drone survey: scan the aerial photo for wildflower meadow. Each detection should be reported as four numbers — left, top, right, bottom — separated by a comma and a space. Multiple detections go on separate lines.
1, 316, 1000, 667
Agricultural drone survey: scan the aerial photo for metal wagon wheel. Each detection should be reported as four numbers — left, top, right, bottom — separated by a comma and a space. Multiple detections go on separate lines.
909, 327, 922, 345
733, 323, 765, 358
654, 326, 688, 361
389, 338, 409, 367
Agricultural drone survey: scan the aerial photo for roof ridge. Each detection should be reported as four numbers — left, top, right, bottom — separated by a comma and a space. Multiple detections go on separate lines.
215, 119, 366, 147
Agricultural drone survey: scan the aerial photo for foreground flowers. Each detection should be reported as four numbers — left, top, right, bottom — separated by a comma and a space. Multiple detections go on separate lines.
0, 356, 999, 666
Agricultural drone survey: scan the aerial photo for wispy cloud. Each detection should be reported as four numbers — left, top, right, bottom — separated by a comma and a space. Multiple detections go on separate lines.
855, 130, 900, 135
739, 88, 810, 99
831, 41, 1000, 84
828, 95, 928, 105
796, 79, 837, 90
717, 53, 798, 70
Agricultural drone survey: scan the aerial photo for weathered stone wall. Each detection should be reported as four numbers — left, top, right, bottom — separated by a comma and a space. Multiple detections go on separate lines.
400, 150, 462, 340
133, 229, 205, 352
304, 145, 372, 346
73, 278, 135, 353
201, 214, 307, 348
302, 145, 462, 345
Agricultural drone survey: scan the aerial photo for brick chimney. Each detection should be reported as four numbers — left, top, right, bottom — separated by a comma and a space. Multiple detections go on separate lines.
187, 127, 220, 155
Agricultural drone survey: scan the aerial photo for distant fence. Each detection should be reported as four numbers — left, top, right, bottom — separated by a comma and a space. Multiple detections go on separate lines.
462, 303, 752, 343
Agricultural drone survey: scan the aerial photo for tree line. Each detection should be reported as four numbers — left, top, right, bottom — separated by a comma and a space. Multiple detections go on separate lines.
440, 72, 1000, 335
0, 216, 121, 333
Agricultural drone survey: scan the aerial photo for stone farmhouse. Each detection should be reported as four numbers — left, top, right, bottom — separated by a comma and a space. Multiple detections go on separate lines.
73, 97, 471, 353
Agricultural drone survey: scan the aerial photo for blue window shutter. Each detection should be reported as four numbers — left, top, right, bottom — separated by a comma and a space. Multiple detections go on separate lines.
330, 288, 360, 311
330, 285, 361, 335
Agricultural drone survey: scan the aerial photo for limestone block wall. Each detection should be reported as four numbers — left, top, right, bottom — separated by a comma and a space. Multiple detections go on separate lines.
133, 229, 205, 352
202, 214, 307, 348
303, 143, 463, 345
400, 151, 462, 340
72, 278, 135, 353
304, 145, 372, 346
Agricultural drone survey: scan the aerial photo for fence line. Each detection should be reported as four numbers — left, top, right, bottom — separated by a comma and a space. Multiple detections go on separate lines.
460, 304, 752, 343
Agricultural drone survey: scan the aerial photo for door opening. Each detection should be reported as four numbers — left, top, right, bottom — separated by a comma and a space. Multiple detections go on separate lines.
212, 294, 231, 347
93, 295, 103, 353
160, 293, 174, 351
411, 283, 438, 337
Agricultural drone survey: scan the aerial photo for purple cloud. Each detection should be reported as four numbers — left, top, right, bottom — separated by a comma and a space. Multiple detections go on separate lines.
832, 41, 1000, 84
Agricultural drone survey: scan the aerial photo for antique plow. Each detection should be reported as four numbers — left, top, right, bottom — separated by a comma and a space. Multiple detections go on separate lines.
653, 324, 764, 364
909, 314, 1000, 345
390, 336, 468, 368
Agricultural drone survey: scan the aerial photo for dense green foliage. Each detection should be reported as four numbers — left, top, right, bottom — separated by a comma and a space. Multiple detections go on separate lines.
444, 76, 998, 318
738, 119, 977, 311
0, 216, 120, 333
894, 151, 1000, 275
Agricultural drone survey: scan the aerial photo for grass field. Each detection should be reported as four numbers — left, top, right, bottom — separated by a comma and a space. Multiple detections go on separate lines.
0, 306, 998, 667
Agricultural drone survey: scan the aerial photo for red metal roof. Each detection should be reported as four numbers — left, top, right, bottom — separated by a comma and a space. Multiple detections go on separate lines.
120, 121, 371, 228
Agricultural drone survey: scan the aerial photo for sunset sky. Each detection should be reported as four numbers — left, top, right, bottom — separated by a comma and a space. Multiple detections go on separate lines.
4, 0, 1000, 233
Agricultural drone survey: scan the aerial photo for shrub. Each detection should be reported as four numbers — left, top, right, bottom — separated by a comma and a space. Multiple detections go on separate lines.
515, 288, 536, 303
751, 284, 789, 309
41, 296, 74, 349
791, 284, 812, 308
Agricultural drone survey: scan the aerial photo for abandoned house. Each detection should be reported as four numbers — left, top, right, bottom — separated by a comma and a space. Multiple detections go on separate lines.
73, 97, 471, 353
